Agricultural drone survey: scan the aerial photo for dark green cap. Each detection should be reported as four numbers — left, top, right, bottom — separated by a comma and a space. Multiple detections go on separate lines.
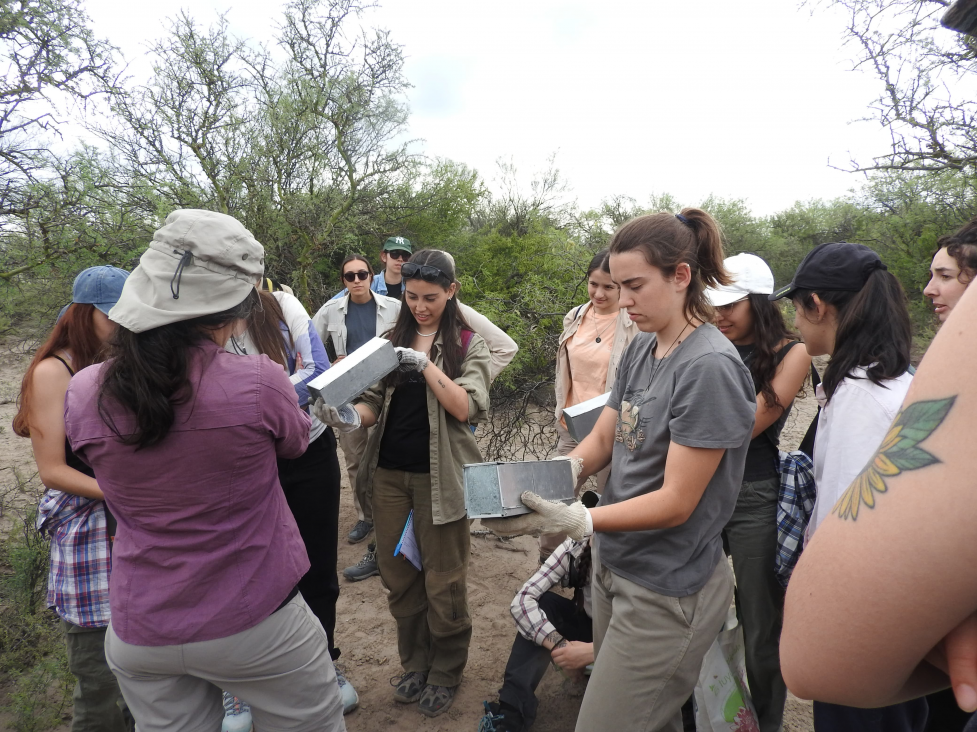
383, 236, 412, 254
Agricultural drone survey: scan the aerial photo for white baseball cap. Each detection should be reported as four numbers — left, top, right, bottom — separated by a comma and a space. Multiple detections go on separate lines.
705, 253, 775, 307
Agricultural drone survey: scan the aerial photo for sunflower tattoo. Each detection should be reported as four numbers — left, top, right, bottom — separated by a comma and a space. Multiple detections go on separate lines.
833, 396, 955, 521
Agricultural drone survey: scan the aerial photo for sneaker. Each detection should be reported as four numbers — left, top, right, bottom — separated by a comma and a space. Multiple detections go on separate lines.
418, 683, 457, 718
221, 692, 253, 732
335, 664, 359, 715
477, 701, 524, 732
343, 542, 379, 581
347, 519, 373, 544
390, 670, 428, 703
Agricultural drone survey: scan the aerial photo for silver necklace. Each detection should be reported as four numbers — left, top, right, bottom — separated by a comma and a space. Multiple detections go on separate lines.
416, 329, 437, 336
592, 307, 615, 343
646, 320, 693, 392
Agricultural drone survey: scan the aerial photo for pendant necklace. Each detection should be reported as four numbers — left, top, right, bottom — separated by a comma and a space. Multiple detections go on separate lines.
645, 320, 693, 392
593, 307, 614, 343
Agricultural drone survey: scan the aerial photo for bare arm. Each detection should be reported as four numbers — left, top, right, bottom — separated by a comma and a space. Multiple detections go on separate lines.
781, 284, 977, 709
588, 442, 724, 531
28, 359, 103, 500
753, 344, 812, 438
422, 360, 471, 422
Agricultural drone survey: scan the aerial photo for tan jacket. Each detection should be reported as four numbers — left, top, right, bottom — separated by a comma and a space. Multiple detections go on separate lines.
554, 302, 637, 423
311, 292, 402, 357
355, 330, 491, 525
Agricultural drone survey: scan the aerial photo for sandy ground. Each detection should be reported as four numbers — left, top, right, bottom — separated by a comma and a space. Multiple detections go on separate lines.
0, 348, 819, 731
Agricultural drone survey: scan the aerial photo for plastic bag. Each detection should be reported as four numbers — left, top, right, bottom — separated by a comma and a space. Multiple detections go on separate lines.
693, 617, 760, 732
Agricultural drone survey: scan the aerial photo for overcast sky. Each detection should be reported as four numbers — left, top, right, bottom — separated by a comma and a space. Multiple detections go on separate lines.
82, 0, 891, 215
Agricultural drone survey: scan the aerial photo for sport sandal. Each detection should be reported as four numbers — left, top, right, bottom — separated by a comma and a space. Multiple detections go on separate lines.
390, 670, 428, 703
418, 683, 457, 718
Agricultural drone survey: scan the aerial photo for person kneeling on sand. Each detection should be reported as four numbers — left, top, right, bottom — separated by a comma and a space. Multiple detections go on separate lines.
478, 531, 596, 732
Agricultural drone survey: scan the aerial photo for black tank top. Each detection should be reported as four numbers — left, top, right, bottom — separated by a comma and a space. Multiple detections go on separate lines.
51, 356, 116, 537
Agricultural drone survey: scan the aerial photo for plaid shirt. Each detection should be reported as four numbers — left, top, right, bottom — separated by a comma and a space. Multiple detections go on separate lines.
37, 489, 112, 628
510, 538, 591, 646
775, 450, 817, 588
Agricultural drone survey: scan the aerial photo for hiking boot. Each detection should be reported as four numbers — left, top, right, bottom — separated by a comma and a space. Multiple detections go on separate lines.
335, 664, 359, 715
390, 670, 428, 703
477, 701, 524, 732
347, 519, 373, 544
418, 683, 458, 718
343, 542, 379, 581
221, 692, 253, 732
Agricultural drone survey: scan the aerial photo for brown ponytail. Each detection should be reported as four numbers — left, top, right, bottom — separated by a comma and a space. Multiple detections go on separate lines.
608, 208, 730, 322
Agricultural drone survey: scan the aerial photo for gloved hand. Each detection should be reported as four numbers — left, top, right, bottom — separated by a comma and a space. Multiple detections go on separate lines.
394, 346, 429, 373
482, 491, 593, 540
311, 399, 361, 433
552, 455, 584, 485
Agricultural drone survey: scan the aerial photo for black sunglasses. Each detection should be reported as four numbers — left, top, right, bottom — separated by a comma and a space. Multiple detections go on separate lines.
401, 262, 449, 283
343, 270, 370, 283
386, 250, 409, 261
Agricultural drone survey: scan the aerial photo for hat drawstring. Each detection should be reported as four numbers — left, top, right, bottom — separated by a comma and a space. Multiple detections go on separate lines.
170, 250, 193, 299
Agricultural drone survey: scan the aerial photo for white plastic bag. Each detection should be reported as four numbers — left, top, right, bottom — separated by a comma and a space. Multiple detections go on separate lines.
693, 617, 760, 732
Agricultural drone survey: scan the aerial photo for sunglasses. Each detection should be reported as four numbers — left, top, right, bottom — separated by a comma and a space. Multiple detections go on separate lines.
715, 296, 749, 313
386, 250, 409, 261
401, 262, 449, 283
343, 270, 370, 283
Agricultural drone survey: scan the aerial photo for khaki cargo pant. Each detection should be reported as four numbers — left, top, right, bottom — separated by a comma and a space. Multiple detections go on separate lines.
338, 425, 371, 523
62, 620, 133, 732
372, 467, 471, 687
576, 543, 734, 732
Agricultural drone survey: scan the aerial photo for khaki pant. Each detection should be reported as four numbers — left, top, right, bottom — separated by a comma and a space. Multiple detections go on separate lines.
62, 620, 132, 732
539, 423, 609, 558
372, 467, 471, 687
576, 545, 734, 732
104, 594, 345, 732
338, 425, 370, 523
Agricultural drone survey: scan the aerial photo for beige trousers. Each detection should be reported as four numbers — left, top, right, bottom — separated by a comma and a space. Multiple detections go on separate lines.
104, 594, 345, 732
576, 545, 734, 732
338, 425, 371, 523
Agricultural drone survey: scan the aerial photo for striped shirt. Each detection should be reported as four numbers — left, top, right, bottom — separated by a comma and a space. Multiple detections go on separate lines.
37, 489, 111, 628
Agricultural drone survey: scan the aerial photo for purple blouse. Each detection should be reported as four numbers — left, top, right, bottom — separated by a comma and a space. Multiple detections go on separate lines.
64, 339, 312, 646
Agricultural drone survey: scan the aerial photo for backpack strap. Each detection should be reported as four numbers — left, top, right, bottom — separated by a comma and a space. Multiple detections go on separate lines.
460, 327, 474, 356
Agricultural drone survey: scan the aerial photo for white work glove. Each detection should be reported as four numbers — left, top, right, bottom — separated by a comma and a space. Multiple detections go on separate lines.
394, 346, 429, 373
552, 455, 584, 485
311, 399, 361, 433
482, 491, 593, 541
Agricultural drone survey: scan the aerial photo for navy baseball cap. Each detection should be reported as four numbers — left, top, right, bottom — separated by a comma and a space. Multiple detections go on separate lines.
769, 242, 886, 301
72, 266, 130, 314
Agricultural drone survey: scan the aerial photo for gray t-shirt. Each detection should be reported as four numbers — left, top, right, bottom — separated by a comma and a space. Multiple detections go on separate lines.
345, 297, 378, 354
599, 324, 756, 597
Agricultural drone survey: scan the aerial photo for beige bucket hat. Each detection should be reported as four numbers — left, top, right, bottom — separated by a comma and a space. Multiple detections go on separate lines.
109, 210, 264, 333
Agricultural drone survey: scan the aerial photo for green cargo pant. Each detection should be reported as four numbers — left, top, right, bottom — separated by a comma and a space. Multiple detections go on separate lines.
722, 475, 788, 732
62, 620, 133, 732
372, 467, 471, 688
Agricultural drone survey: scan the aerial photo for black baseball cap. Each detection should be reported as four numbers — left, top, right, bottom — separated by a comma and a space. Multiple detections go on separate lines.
769, 242, 887, 301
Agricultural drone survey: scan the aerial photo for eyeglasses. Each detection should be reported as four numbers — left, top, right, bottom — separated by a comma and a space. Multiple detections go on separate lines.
401, 262, 449, 283
386, 250, 409, 261
343, 270, 370, 283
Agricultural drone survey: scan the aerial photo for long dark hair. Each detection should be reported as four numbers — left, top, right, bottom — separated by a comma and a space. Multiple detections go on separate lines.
246, 290, 292, 370
936, 216, 977, 283
608, 209, 731, 322
794, 269, 911, 401
385, 249, 471, 382
745, 294, 799, 411
97, 290, 258, 448
13, 303, 104, 438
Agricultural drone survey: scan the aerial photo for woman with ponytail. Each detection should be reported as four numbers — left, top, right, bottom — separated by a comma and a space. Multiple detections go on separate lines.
771, 242, 923, 732
312, 249, 491, 719
486, 209, 757, 731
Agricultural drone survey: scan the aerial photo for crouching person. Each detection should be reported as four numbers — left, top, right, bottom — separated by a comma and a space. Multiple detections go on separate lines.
480, 537, 594, 732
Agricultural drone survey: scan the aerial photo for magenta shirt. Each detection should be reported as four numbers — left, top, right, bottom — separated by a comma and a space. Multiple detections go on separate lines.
64, 339, 312, 646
